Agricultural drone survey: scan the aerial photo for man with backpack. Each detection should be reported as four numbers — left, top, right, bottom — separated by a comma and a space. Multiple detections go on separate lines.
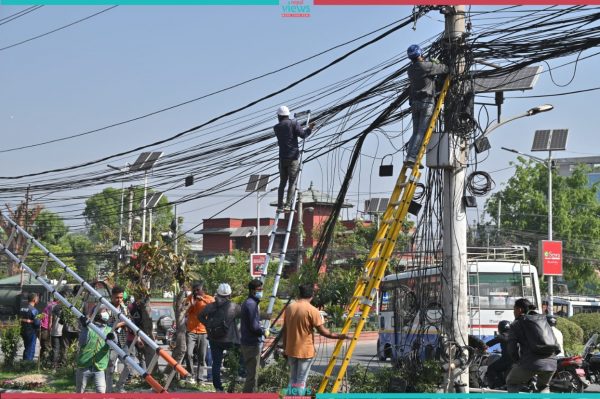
199, 283, 241, 393
507, 298, 558, 393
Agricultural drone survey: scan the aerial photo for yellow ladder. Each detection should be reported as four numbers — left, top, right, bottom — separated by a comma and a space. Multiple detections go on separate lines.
318, 76, 451, 394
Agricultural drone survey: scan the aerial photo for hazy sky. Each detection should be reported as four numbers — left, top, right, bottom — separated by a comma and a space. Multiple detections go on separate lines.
1, 5, 598, 236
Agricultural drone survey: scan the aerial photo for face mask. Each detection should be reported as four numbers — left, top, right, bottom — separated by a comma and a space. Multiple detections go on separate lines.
255, 291, 263, 300
100, 312, 110, 322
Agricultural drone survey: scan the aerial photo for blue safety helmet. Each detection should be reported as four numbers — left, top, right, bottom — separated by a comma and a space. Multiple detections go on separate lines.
407, 44, 423, 61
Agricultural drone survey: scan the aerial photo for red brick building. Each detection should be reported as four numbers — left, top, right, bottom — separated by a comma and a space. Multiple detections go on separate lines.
195, 183, 359, 264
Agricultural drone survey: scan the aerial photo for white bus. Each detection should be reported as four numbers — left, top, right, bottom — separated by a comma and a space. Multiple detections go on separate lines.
377, 247, 542, 360
550, 295, 600, 318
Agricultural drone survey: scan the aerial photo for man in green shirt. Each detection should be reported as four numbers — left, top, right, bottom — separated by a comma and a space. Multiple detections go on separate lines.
76, 305, 113, 393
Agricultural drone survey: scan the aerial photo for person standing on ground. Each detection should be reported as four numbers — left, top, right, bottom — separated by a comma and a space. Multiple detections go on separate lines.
405, 44, 448, 167
240, 279, 270, 393
506, 298, 558, 393
199, 283, 241, 393
105, 286, 129, 393
40, 295, 56, 366
282, 283, 347, 396
185, 281, 214, 383
51, 288, 69, 368
274, 105, 315, 213
76, 305, 112, 393
19, 292, 40, 361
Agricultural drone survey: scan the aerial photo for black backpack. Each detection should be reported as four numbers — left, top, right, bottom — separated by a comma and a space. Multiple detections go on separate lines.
521, 314, 560, 356
202, 302, 229, 339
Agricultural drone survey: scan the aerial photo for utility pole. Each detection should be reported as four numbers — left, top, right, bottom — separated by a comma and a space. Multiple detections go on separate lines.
127, 186, 134, 246
441, 5, 469, 392
296, 189, 303, 271
547, 152, 553, 315
173, 204, 178, 256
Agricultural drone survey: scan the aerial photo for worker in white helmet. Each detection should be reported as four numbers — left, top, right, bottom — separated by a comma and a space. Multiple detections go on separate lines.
274, 106, 315, 213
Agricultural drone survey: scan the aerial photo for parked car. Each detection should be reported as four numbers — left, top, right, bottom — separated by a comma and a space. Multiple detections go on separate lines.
151, 305, 175, 345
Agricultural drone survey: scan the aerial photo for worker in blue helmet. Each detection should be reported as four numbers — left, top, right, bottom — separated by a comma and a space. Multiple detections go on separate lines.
405, 44, 448, 168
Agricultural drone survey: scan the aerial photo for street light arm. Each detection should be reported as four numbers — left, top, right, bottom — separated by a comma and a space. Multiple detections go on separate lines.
472, 104, 554, 151
501, 147, 546, 164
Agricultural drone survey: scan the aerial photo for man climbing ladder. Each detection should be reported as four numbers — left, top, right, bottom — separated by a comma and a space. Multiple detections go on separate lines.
274, 105, 315, 213
318, 75, 452, 394
405, 44, 448, 168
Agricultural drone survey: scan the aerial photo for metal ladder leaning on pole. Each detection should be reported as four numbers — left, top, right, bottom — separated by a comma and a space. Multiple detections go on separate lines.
0, 213, 190, 393
318, 76, 451, 394
260, 110, 311, 332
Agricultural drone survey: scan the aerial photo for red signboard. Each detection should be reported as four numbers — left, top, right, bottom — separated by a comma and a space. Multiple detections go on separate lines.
250, 253, 267, 277
538, 240, 563, 276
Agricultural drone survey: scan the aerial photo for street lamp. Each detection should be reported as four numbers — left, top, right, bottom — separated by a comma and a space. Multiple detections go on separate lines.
473, 104, 554, 152
502, 127, 568, 316
107, 164, 128, 250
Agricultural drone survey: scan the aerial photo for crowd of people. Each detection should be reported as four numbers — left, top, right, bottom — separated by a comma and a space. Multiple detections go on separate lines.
17, 279, 349, 395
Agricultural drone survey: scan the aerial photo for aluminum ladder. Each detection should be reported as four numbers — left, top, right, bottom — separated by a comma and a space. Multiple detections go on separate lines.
318, 76, 451, 394
260, 110, 311, 332
0, 213, 190, 392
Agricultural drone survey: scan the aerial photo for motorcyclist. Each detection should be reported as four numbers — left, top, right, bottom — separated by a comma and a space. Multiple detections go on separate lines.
547, 316, 564, 357
485, 320, 512, 388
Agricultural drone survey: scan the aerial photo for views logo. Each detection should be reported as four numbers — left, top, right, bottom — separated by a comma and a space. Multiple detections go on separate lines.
281, 0, 311, 18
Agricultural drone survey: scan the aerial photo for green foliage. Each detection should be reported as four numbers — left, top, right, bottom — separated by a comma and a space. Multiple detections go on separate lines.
485, 161, 600, 293
0, 318, 22, 369
83, 187, 173, 244
557, 316, 584, 355
569, 313, 600, 341
32, 210, 68, 245
313, 267, 359, 308
346, 364, 402, 393
223, 346, 242, 393
191, 250, 252, 297
257, 357, 289, 393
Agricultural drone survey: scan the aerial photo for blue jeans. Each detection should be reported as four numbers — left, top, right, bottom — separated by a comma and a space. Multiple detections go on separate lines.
21, 329, 37, 361
287, 356, 314, 396
210, 341, 232, 391
76, 366, 107, 393
407, 100, 435, 162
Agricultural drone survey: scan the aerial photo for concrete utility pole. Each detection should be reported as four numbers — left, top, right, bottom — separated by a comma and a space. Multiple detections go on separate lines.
296, 189, 303, 271
547, 153, 554, 315
127, 186, 134, 245
441, 5, 469, 392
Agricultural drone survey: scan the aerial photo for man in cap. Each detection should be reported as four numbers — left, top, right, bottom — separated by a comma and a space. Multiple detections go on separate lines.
405, 44, 448, 168
274, 105, 315, 213
199, 283, 241, 393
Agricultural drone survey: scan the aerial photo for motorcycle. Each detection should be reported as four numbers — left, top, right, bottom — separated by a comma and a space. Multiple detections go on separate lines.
582, 333, 600, 384
551, 355, 588, 392
477, 350, 588, 392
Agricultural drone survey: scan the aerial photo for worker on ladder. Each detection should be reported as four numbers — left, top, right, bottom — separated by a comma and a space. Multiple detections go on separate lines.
405, 44, 448, 168
274, 105, 314, 213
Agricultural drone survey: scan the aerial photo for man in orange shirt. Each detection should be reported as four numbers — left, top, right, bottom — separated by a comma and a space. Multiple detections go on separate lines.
185, 281, 214, 383
283, 283, 347, 396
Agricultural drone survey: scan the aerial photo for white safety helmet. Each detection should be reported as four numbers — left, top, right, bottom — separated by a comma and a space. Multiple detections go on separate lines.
277, 105, 290, 116
217, 283, 232, 297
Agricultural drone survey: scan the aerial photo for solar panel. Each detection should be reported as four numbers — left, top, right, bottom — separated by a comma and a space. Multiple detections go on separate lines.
142, 192, 163, 209
245, 174, 270, 192
365, 198, 388, 213
473, 66, 542, 93
130, 152, 163, 172
531, 129, 568, 152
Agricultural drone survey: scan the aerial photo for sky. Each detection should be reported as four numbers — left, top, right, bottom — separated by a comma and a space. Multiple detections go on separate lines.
1, 4, 599, 238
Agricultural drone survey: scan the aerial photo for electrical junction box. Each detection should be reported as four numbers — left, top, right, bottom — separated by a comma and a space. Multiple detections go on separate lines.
426, 132, 467, 169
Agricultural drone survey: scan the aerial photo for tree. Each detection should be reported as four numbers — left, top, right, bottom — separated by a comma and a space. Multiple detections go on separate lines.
83, 187, 173, 245
32, 209, 68, 245
485, 159, 600, 292
1, 200, 43, 275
